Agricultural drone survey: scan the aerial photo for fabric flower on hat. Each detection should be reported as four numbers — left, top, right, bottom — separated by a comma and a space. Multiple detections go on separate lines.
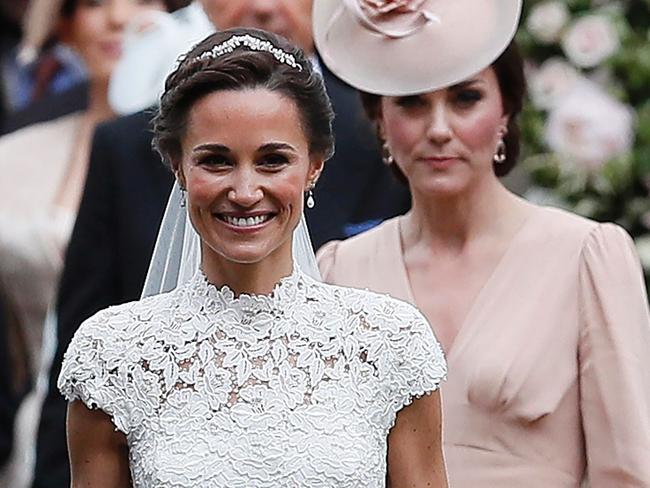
529, 57, 579, 110
545, 79, 634, 170
360, 0, 427, 15
561, 14, 619, 68
526, 1, 569, 44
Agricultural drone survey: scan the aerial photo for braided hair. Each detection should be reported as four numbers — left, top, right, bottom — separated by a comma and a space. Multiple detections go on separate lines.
152, 27, 335, 171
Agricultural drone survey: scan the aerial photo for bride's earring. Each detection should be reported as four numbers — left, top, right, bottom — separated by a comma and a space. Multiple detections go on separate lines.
180, 187, 187, 208
306, 188, 315, 209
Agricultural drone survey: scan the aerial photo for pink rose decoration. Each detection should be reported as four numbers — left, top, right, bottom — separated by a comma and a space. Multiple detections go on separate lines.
360, 0, 428, 15
344, 0, 437, 38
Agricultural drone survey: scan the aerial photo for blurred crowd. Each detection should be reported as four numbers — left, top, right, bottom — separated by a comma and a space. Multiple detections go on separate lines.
0, 1, 409, 486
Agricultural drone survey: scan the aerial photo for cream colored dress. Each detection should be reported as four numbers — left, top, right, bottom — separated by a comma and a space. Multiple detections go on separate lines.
0, 114, 81, 376
318, 205, 650, 487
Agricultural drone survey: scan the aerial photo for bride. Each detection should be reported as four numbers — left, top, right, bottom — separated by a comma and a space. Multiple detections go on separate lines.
57, 27, 448, 487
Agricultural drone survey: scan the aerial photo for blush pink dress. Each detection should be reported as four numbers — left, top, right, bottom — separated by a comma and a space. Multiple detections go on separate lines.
317, 205, 650, 487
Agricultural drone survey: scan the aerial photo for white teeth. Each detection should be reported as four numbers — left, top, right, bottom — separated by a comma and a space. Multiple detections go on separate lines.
223, 215, 270, 227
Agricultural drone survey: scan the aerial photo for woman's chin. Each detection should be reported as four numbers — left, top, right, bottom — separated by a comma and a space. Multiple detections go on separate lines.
416, 178, 471, 198
216, 248, 271, 266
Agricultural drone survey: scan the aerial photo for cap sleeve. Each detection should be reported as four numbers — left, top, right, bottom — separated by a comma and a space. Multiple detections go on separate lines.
386, 301, 447, 426
578, 223, 650, 485
57, 309, 133, 435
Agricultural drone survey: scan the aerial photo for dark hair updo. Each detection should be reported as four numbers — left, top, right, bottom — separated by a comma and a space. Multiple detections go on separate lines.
152, 27, 335, 170
360, 40, 526, 179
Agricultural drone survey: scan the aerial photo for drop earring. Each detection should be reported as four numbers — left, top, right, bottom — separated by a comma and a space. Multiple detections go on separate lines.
306, 188, 315, 209
493, 139, 506, 164
382, 141, 395, 166
180, 187, 187, 208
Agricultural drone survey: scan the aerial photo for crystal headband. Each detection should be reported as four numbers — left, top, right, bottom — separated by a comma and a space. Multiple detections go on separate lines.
190, 34, 303, 71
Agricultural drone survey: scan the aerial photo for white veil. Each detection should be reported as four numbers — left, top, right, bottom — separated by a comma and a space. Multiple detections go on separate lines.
141, 181, 321, 298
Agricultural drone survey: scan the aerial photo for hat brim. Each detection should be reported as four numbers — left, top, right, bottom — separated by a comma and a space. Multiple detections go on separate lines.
314, 0, 522, 96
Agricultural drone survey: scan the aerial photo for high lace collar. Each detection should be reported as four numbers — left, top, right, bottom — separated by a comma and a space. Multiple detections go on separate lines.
185, 265, 306, 316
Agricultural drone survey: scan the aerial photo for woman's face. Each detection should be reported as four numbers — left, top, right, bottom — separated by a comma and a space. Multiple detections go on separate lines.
59, 0, 166, 81
177, 88, 323, 267
379, 67, 509, 197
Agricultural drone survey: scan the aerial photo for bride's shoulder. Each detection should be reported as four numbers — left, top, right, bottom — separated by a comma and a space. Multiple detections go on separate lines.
73, 288, 179, 342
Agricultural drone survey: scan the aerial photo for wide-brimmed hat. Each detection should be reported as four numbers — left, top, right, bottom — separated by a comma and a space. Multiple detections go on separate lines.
313, 0, 522, 96
18, 0, 65, 64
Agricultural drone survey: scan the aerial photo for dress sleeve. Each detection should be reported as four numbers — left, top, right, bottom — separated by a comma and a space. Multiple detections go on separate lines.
57, 309, 132, 435
316, 240, 342, 282
578, 223, 650, 486
386, 302, 447, 426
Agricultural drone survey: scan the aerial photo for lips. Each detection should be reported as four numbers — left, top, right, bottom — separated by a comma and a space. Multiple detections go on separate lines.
419, 155, 462, 169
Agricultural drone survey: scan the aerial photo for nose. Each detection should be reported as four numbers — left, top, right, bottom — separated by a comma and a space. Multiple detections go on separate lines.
227, 169, 264, 208
425, 103, 453, 145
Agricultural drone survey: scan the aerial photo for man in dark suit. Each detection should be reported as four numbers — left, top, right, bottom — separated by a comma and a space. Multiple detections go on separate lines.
33, 2, 410, 486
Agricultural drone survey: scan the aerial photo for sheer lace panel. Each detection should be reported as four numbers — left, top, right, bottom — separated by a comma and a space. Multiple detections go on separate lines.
59, 268, 446, 487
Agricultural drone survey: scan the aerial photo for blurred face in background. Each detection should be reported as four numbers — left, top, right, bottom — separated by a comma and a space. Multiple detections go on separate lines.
199, 0, 313, 54
0, 0, 30, 26
58, 0, 166, 82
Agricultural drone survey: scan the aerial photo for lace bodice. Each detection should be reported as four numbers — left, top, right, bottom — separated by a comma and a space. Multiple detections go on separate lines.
59, 268, 446, 487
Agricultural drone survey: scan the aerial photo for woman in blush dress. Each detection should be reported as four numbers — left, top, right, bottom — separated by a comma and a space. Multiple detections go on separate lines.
314, 1, 650, 487
57, 27, 448, 487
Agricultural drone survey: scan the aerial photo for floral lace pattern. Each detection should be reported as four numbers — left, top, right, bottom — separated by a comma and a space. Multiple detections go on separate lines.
59, 267, 446, 487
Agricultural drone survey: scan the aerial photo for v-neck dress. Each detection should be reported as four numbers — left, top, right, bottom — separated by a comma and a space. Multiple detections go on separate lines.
317, 206, 650, 487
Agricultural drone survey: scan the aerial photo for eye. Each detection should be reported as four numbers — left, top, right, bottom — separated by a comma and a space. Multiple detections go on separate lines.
454, 88, 483, 107
395, 95, 426, 109
197, 154, 231, 168
258, 153, 290, 170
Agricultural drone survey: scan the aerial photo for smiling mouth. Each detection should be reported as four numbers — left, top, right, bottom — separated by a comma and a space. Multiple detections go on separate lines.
216, 214, 275, 228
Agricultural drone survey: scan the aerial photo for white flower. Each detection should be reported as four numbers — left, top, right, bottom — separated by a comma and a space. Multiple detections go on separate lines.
526, 1, 570, 44
545, 79, 634, 170
529, 57, 580, 109
561, 14, 619, 68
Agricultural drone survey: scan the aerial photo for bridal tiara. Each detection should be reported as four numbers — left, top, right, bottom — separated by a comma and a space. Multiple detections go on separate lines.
178, 34, 303, 71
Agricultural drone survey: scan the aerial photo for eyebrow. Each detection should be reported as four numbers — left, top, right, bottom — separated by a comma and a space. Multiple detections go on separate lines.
258, 142, 298, 152
193, 143, 230, 153
452, 79, 485, 89
192, 142, 298, 153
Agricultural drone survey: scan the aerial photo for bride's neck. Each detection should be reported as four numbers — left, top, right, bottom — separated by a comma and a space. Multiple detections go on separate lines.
201, 244, 295, 296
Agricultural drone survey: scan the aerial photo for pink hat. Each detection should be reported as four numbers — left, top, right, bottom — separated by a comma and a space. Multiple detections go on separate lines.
313, 0, 522, 96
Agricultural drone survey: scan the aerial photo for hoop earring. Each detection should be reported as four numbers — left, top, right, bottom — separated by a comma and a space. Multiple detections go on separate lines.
493, 139, 507, 164
382, 141, 395, 166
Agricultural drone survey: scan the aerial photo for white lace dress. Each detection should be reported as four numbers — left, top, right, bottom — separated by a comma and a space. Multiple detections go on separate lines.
58, 267, 446, 487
